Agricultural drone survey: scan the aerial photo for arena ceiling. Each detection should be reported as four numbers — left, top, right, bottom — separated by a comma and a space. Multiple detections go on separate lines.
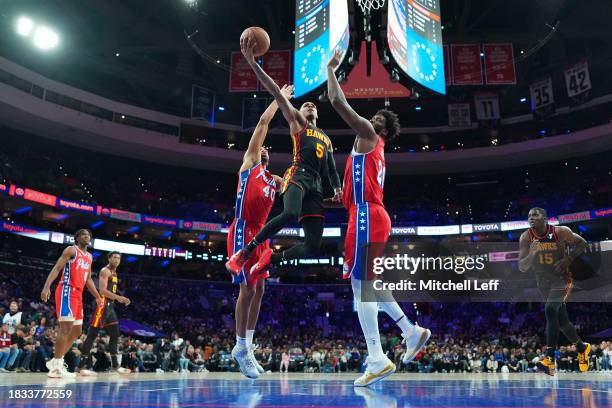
0, 0, 611, 125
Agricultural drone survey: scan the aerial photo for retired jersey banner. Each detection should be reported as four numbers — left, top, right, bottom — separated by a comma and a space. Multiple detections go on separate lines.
448, 103, 471, 127
443, 45, 452, 86
483, 43, 516, 85
229, 52, 259, 92
564, 60, 592, 98
474, 92, 501, 120
451, 44, 483, 85
262, 50, 292, 89
242, 98, 270, 131
529, 76, 555, 118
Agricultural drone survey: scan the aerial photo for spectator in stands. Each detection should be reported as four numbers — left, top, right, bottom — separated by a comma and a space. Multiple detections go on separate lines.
3, 301, 23, 335
13, 325, 33, 372
141, 344, 158, 372
0, 323, 20, 372
486, 355, 498, 373
280, 349, 290, 373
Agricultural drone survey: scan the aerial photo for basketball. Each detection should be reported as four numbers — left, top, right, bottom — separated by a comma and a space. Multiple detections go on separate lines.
240, 26, 270, 57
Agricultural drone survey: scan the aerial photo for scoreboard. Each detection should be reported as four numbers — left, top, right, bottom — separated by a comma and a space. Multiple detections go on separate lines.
387, 0, 446, 94
293, 0, 349, 97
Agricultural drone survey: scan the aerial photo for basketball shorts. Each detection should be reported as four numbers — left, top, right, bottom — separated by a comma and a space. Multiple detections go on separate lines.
228, 218, 270, 285
282, 165, 324, 221
55, 285, 84, 325
343, 202, 391, 280
90, 301, 118, 328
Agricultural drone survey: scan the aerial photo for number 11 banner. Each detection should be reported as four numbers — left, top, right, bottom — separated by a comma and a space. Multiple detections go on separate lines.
474, 92, 500, 120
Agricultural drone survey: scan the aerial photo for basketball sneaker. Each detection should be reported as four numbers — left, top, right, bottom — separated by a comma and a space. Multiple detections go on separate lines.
401, 326, 431, 364
47, 359, 75, 379
249, 344, 265, 374
578, 343, 591, 372
231, 344, 259, 379
354, 356, 396, 387
249, 248, 273, 279
226, 249, 249, 275
537, 357, 556, 376
114, 367, 132, 374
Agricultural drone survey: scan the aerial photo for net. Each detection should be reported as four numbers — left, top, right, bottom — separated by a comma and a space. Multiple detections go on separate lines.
356, 0, 386, 13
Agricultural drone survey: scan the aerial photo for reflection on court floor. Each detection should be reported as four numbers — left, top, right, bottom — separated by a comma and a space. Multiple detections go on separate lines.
0, 372, 610, 407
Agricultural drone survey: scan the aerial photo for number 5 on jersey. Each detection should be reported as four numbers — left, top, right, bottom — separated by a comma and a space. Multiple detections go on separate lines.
316, 143, 324, 159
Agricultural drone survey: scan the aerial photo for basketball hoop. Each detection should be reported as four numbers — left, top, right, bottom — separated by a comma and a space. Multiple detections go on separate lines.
356, 0, 386, 14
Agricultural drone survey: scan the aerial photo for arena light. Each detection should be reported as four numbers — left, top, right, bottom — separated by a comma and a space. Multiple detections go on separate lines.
520, 97, 527, 103
15, 16, 34, 37
32, 26, 59, 50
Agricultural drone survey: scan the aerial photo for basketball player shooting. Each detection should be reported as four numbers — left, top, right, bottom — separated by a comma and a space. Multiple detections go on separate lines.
518, 207, 590, 376
228, 86, 292, 379
78, 251, 132, 376
226, 34, 342, 280
40, 229, 102, 378
327, 49, 431, 387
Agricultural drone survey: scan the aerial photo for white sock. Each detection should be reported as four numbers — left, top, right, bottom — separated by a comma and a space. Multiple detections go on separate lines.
352, 277, 385, 362
236, 336, 247, 348
246, 329, 254, 347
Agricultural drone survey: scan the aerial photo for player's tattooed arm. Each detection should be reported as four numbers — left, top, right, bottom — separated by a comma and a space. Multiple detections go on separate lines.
518, 232, 539, 272
327, 49, 377, 144
554, 226, 587, 273
40, 246, 76, 302
241, 36, 306, 133
242, 85, 294, 172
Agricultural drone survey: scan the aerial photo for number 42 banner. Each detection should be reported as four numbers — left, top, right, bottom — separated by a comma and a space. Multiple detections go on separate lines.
564, 60, 592, 98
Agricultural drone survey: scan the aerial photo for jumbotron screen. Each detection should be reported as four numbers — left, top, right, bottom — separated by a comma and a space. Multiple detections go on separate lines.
387, 0, 446, 94
293, 0, 349, 97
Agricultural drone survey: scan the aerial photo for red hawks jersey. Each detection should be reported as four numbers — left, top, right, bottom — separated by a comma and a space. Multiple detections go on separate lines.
234, 162, 277, 227
59, 245, 92, 292
342, 137, 386, 209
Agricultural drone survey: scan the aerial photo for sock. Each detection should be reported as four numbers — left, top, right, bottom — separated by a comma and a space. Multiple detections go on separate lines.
246, 330, 254, 347
576, 341, 586, 353
236, 336, 247, 348
546, 347, 555, 359
378, 301, 414, 335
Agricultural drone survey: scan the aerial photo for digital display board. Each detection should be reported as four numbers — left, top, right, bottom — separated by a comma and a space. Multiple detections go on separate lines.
293, 0, 349, 97
387, 0, 446, 94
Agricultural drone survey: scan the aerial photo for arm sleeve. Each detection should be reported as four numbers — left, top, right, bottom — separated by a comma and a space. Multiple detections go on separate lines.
326, 149, 341, 190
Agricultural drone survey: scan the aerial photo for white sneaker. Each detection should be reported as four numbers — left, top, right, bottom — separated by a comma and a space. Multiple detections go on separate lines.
116, 367, 131, 374
249, 344, 265, 374
231, 344, 259, 379
46, 359, 62, 378
354, 356, 396, 387
401, 326, 431, 364
79, 369, 97, 376
59, 362, 76, 379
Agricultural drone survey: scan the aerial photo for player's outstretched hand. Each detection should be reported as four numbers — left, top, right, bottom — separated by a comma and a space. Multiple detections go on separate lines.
95, 296, 104, 308
240, 35, 257, 64
280, 84, 294, 100
332, 187, 343, 203
40, 286, 50, 302
119, 296, 131, 306
327, 48, 343, 70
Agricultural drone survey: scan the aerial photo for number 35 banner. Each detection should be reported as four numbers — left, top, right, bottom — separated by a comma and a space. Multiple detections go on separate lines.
529, 76, 555, 118
564, 60, 592, 98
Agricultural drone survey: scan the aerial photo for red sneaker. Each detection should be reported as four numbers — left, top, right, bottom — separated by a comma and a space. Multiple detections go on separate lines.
225, 249, 249, 275
249, 248, 273, 279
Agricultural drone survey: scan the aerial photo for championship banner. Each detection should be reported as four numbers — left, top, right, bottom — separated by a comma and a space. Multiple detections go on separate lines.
229, 52, 259, 92
529, 77, 555, 118
448, 103, 471, 127
191, 85, 215, 122
451, 44, 483, 85
474, 92, 501, 121
262, 50, 291, 89
483, 43, 517, 85
443, 45, 452, 86
564, 60, 592, 103
242, 98, 270, 131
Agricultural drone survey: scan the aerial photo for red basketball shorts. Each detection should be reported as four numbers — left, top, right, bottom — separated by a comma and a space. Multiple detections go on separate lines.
343, 203, 391, 280
55, 284, 84, 325
227, 218, 270, 285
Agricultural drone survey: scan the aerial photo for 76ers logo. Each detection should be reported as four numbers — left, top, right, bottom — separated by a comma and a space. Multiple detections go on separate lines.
77, 258, 91, 270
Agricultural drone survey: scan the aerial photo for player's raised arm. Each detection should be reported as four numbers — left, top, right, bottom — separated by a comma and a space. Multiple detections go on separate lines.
518, 232, 539, 273
553, 226, 588, 273
41, 246, 76, 302
327, 49, 377, 143
242, 85, 294, 172
241, 37, 306, 133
